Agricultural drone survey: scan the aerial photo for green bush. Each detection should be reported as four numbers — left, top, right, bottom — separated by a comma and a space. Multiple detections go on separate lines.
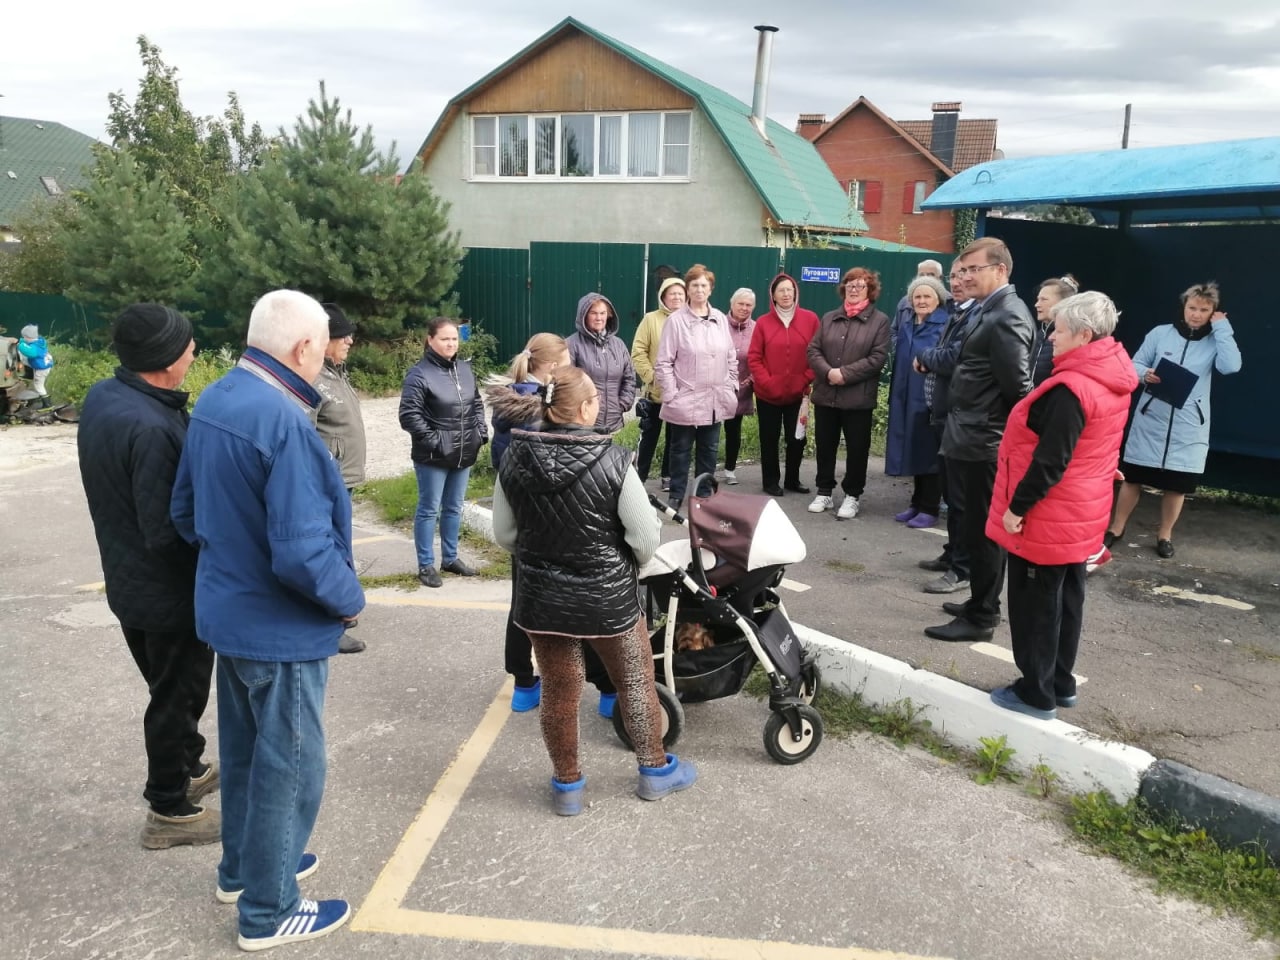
347, 322, 501, 397
43, 341, 236, 407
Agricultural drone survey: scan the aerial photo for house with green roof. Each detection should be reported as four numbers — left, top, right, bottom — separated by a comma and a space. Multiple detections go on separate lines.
0, 116, 99, 240
411, 18, 868, 249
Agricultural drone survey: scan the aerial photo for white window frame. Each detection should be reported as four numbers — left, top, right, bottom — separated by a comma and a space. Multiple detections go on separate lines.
912, 180, 928, 214
469, 111, 692, 182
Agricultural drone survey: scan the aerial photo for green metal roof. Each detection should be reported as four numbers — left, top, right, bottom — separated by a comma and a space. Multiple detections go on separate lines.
0, 116, 99, 228
825, 234, 940, 254
415, 18, 866, 234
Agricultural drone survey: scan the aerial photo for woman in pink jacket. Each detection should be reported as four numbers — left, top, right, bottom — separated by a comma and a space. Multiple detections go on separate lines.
721, 287, 757, 485
655, 264, 738, 509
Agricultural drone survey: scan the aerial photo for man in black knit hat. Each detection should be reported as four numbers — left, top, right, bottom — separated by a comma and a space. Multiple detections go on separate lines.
78, 303, 220, 849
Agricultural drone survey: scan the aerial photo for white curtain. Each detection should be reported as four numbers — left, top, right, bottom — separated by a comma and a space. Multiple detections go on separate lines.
628, 113, 660, 177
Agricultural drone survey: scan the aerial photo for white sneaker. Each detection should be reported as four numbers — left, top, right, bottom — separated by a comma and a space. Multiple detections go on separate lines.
807, 494, 833, 514
724, 470, 739, 485
836, 496, 860, 520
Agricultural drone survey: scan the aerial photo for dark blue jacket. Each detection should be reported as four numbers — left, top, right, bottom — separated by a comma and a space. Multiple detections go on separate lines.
78, 368, 197, 631
171, 348, 364, 661
886, 307, 947, 476
489, 381, 541, 470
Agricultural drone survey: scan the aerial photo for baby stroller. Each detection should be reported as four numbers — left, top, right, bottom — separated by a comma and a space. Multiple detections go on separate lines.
615, 474, 824, 764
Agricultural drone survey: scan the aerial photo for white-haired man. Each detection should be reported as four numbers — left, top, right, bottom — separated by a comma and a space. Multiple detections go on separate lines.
172, 290, 365, 951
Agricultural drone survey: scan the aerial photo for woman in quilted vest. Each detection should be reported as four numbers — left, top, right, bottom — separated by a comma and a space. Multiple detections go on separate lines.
984, 292, 1138, 721
492, 367, 698, 815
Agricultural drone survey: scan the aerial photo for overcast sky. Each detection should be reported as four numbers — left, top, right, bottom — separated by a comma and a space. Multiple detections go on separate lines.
5, 0, 1278, 169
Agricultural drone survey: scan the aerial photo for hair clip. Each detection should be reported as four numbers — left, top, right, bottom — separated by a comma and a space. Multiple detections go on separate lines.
522, 349, 533, 358
542, 380, 556, 406
1061, 275, 1079, 291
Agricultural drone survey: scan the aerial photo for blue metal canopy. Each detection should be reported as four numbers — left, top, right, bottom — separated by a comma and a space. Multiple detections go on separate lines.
921, 137, 1280, 225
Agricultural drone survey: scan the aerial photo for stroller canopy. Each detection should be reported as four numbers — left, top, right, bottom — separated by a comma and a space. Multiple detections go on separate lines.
689, 491, 806, 575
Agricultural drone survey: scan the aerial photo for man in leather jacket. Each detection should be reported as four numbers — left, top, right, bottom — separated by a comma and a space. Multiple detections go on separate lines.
925, 238, 1034, 642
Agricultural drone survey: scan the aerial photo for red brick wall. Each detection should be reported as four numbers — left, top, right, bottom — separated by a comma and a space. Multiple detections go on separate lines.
812, 108, 955, 254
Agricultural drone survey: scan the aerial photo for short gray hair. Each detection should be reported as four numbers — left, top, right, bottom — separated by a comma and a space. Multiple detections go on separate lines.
246, 290, 329, 360
1050, 291, 1119, 339
906, 275, 951, 305
917, 259, 943, 278
729, 287, 756, 307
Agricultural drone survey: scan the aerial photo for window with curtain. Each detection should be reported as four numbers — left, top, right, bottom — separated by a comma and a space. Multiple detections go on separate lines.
628, 113, 660, 177
500, 116, 529, 177
472, 117, 496, 176
534, 117, 556, 176
662, 112, 690, 177
599, 115, 622, 175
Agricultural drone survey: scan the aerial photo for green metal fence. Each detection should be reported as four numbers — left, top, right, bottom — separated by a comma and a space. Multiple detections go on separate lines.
0, 291, 106, 341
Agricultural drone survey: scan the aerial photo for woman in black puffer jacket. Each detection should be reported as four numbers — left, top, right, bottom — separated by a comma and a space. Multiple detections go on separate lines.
398, 317, 488, 587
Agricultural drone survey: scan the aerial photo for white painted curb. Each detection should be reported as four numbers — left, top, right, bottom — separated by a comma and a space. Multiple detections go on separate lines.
795, 624, 1157, 800
465, 501, 1156, 800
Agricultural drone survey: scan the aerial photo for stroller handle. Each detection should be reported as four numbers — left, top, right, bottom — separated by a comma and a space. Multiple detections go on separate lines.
648, 493, 685, 526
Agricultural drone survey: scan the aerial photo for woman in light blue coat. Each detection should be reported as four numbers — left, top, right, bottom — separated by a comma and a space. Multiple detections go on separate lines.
1105, 282, 1242, 558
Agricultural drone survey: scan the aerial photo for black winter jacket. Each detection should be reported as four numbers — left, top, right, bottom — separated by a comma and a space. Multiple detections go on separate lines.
77, 368, 198, 631
917, 300, 977, 427
399, 347, 488, 468
498, 426, 640, 637
940, 285, 1035, 462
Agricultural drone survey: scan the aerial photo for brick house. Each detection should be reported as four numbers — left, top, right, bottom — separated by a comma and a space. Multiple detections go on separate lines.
797, 99, 998, 254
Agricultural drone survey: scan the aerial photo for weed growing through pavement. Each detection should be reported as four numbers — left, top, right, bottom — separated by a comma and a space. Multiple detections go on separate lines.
1026, 760, 1061, 799
824, 559, 866, 575
358, 573, 422, 591
973, 735, 1018, 785
1070, 792, 1280, 940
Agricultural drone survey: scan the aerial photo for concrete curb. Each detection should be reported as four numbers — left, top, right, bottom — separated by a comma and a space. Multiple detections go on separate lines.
462, 500, 1277, 855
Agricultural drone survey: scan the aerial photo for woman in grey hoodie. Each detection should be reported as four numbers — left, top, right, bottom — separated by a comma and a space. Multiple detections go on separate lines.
566, 293, 635, 433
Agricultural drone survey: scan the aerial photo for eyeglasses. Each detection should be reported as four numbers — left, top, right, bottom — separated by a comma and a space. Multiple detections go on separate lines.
846, 280, 869, 287
955, 263, 999, 277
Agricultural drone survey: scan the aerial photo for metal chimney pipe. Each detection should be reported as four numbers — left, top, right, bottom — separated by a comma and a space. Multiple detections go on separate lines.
750, 25, 779, 138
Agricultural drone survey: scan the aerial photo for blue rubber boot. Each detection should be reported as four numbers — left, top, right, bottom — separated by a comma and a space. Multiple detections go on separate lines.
636, 753, 698, 801
551, 775, 586, 816
511, 677, 541, 713
597, 692, 617, 718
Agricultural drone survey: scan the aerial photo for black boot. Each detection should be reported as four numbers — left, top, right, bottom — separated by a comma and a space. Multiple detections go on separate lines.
39, 396, 52, 409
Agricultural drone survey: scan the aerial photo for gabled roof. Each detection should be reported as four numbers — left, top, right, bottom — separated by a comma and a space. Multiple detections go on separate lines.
413, 18, 866, 233
0, 115, 99, 227
922, 137, 1280, 226
897, 119, 997, 172
810, 97, 954, 178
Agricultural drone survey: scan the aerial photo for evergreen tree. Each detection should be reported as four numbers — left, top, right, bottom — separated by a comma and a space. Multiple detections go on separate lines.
204, 83, 461, 338
64, 149, 196, 315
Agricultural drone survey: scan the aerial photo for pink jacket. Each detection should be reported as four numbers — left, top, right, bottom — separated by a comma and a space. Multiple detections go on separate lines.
655, 305, 739, 426
727, 315, 756, 418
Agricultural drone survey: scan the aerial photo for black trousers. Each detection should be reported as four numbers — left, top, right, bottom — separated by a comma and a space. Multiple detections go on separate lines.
722, 415, 745, 471
635, 401, 671, 481
505, 563, 614, 694
756, 398, 806, 489
121, 624, 214, 813
813, 406, 872, 497
932, 424, 970, 579
1007, 555, 1085, 711
949, 458, 1004, 627
666, 422, 721, 504
910, 474, 943, 514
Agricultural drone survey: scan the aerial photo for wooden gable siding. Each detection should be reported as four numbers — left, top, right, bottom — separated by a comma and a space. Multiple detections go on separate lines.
468, 32, 694, 114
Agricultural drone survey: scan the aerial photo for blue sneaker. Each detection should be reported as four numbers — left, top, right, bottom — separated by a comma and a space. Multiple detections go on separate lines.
551, 775, 586, 816
636, 753, 698, 801
990, 685, 1058, 721
511, 678, 541, 713
217, 853, 320, 904
597, 692, 617, 718
237, 897, 350, 952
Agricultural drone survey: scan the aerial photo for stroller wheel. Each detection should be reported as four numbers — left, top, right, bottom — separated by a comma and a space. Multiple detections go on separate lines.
763, 705, 823, 765
612, 682, 684, 751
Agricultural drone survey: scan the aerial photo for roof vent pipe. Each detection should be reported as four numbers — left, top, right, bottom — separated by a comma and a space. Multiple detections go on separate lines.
750, 25, 779, 139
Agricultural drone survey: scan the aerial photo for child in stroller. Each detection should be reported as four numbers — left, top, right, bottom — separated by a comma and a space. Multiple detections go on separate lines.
619, 474, 825, 764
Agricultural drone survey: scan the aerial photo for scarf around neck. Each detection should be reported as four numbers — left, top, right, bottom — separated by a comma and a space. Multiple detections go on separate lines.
844, 299, 870, 317
1173, 316, 1213, 342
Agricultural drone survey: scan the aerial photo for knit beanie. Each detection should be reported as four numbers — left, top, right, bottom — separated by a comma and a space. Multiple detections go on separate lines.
20, 325, 39, 340
322, 303, 356, 339
112, 304, 194, 372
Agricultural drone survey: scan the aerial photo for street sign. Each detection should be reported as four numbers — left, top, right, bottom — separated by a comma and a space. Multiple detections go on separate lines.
800, 266, 841, 284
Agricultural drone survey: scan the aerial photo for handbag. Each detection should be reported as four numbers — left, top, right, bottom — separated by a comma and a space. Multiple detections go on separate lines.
795, 396, 809, 441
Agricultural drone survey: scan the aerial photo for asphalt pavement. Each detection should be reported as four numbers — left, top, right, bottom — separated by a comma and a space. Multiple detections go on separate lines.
2, 430, 1277, 959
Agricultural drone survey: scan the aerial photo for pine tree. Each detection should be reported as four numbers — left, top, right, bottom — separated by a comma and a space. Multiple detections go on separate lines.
64, 149, 196, 315
204, 83, 461, 338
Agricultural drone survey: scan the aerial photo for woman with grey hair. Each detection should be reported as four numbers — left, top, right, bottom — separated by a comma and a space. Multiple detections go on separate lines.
982, 291, 1138, 720
885, 275, 950, 527
721, 287, 757, 484
1105, 281, 1241, 559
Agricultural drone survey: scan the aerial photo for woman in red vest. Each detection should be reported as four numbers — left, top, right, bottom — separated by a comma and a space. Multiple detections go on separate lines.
984, 292, 1138, 720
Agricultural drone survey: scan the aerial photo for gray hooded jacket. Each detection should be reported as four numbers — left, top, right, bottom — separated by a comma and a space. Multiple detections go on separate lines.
566, 292, 636, 433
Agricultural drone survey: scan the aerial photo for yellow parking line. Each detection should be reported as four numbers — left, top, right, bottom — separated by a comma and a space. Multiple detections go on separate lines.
77, 581, 105, 592
353, 681, 952, 960
364, 594, 509, 612
353, 534, 404, 545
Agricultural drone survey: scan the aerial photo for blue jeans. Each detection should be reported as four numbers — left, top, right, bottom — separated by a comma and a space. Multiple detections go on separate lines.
413, 463, 471, 569
666, 423, 721, 504
216, 655, 329, 938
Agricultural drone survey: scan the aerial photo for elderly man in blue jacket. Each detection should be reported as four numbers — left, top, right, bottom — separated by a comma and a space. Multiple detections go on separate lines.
172, 289, 365, 952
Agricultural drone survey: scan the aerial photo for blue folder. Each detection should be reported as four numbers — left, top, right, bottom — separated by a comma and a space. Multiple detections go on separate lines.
1145, 357, 1198, 409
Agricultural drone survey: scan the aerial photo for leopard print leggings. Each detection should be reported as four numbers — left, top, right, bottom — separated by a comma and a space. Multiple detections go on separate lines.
527, 619, 665, 782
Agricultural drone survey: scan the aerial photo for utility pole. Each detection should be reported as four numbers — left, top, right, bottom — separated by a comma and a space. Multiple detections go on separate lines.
1121, 103, 1132, 149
